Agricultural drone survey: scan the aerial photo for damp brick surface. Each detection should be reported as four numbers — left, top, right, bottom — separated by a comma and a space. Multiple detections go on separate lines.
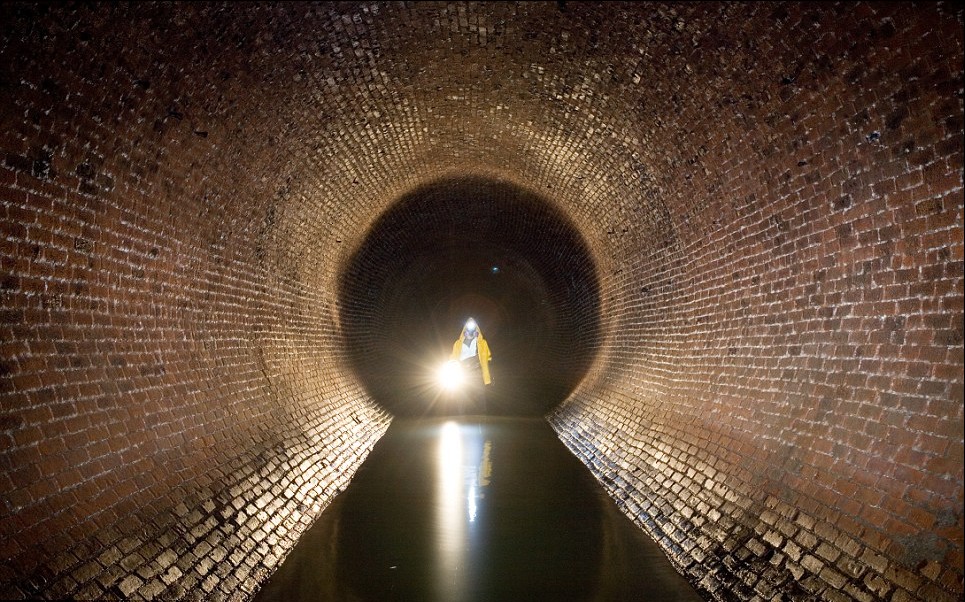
1, 2, 962, 601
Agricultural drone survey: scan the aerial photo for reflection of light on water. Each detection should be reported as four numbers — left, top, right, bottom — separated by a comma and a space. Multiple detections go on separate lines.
480, 440, 492, 486
468, 483, 478, 523
434, 422, 493, 601
471, 439, 492, 522
438, 421, 465, 545
437, 422, 467, 601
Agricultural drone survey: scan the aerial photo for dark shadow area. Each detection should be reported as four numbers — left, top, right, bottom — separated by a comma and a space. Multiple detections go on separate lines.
255, 417, 705, 602
338, 177, 601, 417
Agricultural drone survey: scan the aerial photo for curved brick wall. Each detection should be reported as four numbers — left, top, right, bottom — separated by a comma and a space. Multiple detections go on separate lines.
1, 2, 961, 601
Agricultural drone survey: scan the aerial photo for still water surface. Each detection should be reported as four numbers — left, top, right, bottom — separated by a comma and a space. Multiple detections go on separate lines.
256, 417, 704, 602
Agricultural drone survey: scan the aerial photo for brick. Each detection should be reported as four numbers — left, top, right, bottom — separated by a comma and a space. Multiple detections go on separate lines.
0, 3, 961, 602
117, 575, 143, 597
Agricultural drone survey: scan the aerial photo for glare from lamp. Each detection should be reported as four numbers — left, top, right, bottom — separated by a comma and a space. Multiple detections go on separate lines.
438, 360, 465, 391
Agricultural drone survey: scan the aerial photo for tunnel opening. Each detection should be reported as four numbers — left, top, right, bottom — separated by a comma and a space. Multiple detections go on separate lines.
338, 176, 601, 417
0, 2, 961, 600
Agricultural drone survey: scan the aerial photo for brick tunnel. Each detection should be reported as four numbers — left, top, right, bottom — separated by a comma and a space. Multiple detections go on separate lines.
1, 2, 962, 601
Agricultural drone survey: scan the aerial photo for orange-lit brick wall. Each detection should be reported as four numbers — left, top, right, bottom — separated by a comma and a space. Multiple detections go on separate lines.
548, 3, 963, 600
1, 2, 961, 600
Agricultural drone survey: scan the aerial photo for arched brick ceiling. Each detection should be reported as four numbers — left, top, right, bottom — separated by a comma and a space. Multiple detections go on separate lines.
1, 2, 961, 600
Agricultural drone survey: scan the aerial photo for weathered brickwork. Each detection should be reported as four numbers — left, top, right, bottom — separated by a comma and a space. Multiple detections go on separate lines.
550, 3, 964, 602
1, 2, 961, 601
0, 3, 396, 599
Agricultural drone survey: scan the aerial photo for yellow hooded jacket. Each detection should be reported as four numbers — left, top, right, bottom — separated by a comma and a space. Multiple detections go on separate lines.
451, 327, 492, 385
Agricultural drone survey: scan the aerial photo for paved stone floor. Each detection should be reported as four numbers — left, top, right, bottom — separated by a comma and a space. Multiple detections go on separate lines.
255, 416, 704, 601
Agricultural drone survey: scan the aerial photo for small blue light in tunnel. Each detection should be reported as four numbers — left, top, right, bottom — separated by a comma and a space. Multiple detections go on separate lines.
490, 266, 500, 274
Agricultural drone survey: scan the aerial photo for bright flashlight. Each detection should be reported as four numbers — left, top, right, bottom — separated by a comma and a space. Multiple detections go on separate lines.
437, 360, 464, 391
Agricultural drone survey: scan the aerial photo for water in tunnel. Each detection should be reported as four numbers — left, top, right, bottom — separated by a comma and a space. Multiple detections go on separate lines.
338, 177, 601, 417
255, 417, 704, 602
0, 2, 962, 601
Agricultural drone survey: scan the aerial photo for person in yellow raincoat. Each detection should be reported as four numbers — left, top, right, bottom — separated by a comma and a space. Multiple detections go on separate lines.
450, 318, 493, 386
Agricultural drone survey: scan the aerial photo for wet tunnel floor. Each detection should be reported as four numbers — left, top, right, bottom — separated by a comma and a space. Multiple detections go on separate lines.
255, 416, 704, 602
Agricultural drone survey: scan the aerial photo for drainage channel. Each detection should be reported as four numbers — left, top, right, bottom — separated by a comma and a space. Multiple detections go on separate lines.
255, 416, 703, 602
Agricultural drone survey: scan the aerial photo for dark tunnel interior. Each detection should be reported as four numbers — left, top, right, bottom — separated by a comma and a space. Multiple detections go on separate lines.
339, 177, 601, 416
0, 2, 962, 601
